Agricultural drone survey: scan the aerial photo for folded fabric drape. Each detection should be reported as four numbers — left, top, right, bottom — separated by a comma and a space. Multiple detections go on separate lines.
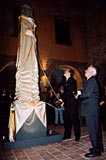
9, 15, 47, 141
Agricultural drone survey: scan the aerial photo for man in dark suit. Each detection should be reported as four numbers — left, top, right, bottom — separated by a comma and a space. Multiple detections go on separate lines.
62, 68, 80, 141
46, 88, 55, 126
79, 65, 103, 158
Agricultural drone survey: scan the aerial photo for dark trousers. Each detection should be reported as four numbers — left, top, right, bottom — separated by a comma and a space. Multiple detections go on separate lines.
64, 107, 80, 139
46, 105, 54, 127
85, 115, 103, 151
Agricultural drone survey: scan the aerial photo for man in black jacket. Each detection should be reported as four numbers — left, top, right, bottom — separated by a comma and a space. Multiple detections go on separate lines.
80, 65, 103, 158
62, 69, 80, 141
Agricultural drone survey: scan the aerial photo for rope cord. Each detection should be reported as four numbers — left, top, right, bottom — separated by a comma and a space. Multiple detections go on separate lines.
46, 102, 64, 110
34, 43, 60, 101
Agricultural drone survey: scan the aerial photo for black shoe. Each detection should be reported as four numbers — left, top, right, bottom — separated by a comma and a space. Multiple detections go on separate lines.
63, 137, 66, 140
89, 146, 104, 153
75, 138, 80, 141
85, 152, 101, 158
63, 136, 70, 140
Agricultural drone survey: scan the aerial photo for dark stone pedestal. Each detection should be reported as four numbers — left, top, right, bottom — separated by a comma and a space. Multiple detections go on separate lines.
3, 111, 63, 150
3, 131, 63, 150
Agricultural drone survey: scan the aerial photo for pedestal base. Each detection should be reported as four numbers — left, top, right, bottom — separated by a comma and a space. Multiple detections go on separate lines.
3, 109, 63, 150
3, 131, 63, 150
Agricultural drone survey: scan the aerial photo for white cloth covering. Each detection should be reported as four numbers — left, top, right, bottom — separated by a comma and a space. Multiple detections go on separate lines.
9, 15, 47, 141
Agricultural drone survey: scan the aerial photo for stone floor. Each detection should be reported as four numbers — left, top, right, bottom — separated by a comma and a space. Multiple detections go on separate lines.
0, 125, 106, 160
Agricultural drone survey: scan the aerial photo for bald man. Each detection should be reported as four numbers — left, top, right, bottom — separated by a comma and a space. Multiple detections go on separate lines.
80, 65, 103, 158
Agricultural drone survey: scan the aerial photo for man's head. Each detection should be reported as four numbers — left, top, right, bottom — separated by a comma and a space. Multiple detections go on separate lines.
64, 69, 74, 78
85, 65, 97, 79
43, 87, 48, 93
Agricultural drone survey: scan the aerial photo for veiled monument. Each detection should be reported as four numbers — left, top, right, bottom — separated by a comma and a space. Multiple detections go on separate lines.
4, 4, 62, 150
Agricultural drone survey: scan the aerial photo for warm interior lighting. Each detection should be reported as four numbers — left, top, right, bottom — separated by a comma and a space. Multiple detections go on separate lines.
41, 75, 48, 87
41, 57, 48, 71
40, 57, 49, 87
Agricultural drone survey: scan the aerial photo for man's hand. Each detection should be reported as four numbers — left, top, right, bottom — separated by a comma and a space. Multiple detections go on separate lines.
100, 101, 105, 106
